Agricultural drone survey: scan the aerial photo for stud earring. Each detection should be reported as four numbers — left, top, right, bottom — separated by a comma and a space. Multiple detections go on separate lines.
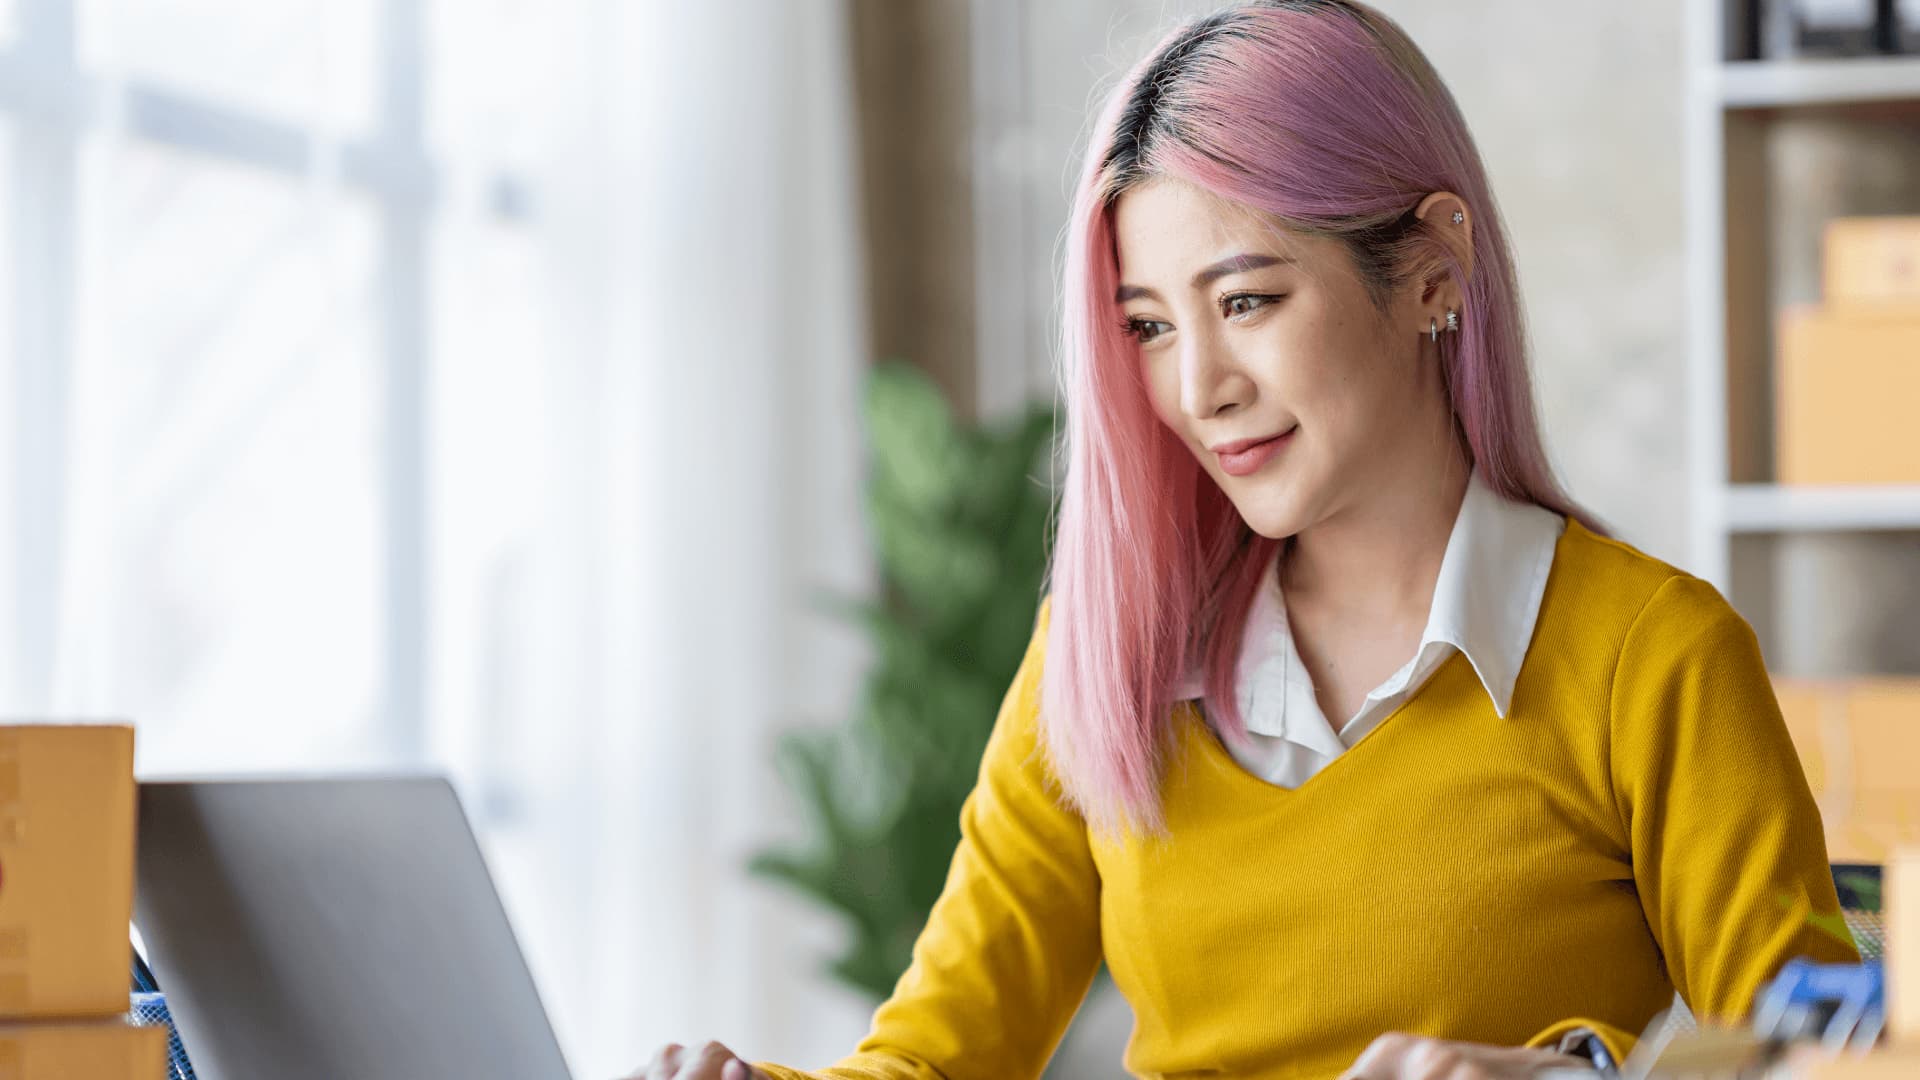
1429, 308, 1461, 342
1452, 210, 1464, 224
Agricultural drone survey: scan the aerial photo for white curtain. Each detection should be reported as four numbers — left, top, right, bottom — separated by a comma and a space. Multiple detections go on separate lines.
573, 0, 879, 1072
2, 1, 876, 1075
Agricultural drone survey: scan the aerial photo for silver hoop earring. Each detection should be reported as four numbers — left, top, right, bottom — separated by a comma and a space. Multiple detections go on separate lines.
1429, 317, 1439, 343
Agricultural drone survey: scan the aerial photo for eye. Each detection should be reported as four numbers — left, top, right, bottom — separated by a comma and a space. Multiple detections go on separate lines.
1117, 316, 1169, 344
1221, 292, 1282, 318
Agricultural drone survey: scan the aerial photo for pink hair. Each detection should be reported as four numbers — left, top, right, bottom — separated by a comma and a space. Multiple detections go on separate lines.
1038, 0, 1608, 841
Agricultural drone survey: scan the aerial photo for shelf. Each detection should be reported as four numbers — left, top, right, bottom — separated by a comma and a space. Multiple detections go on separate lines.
1714, 56, 1920, 109
1724, 484, 1920, 533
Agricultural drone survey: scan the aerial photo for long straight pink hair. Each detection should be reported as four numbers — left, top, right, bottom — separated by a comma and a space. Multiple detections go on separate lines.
1038, 0, 1607, 842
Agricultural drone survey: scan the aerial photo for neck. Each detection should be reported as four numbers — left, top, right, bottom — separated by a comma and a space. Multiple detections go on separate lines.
1280, 429, 1472, 619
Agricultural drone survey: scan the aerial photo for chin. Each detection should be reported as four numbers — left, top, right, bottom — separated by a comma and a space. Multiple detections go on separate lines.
1237, 509, 1306, 540
1219, 484, 1312, 540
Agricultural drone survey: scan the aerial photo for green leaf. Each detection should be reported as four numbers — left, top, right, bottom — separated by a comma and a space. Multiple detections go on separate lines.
866, 362, 961, 518
748, 370, 1061, 1007
1834, 870, 1883, 913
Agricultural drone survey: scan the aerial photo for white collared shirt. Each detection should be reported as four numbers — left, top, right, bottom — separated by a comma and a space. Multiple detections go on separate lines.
1171, 468, 1567, 788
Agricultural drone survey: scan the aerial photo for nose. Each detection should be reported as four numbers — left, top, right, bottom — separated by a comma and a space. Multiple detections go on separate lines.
1178, 329, 1249, 420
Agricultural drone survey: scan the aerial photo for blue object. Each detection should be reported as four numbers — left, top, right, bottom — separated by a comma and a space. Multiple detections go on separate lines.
131, 948, 160, 994
129, 946, 197, 1080
128, 991, 196, 1080
1751, 957, 1886, 1054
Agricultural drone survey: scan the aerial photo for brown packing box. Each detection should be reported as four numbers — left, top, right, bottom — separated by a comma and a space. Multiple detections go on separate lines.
1774, 305, 1920, 486
0, 725, 136, 1018
0, 1017, 165, 1079
1792, 1045, 1920, 1078
1771, 679, 1920, 864
1894, 850, 1919, 1045
1824, 216, 1920, 307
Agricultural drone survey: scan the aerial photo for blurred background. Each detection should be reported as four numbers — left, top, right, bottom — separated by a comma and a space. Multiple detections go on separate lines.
1, 0, 1918, 1076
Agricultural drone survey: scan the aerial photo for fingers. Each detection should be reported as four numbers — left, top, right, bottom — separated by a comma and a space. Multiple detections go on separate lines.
1342, 1032, 1480, 1080
1341, 1030, 1413, 1079
641, 1042, 683, 1080
631, 1039, 759, 1080
682, 1040, 741, 1078
1340, 1032, 1593, 1080
705, 1041, 763, 1079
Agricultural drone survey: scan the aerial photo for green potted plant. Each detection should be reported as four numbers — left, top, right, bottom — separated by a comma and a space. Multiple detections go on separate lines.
749, 360, 1111, 1073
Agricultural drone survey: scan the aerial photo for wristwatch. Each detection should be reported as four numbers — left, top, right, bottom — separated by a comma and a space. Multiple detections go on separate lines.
1551, 1026, 1619, 1077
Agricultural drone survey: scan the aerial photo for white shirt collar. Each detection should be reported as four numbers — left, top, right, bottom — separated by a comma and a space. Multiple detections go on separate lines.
1173, 467, 1565, 733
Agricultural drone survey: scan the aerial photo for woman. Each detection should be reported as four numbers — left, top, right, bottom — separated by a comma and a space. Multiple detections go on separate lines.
636, 3, 1856, 1077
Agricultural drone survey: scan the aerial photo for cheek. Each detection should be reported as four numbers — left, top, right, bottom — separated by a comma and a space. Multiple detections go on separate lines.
1141, 360, 1186, 434
1280, 326, 1389, 429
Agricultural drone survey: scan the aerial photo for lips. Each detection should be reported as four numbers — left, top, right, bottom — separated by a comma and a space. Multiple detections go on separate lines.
1213, 427, 1295, 477
1209, 433, 1282, 455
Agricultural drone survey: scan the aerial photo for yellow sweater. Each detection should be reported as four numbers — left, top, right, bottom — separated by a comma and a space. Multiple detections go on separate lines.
754, 519, 1857, 1080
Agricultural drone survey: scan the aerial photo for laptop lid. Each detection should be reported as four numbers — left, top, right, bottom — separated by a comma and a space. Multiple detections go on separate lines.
133, 776, 573, 1080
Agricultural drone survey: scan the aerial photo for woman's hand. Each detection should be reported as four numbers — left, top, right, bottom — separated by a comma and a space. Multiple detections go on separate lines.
1338, 1033, 1595, 1079
624, 1040, 771, 1080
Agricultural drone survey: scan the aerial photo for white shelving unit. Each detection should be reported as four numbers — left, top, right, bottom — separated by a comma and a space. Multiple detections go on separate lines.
1715, 54, 1920, 107
1725, 484, 1920, 533
1685, 2, 1920, 596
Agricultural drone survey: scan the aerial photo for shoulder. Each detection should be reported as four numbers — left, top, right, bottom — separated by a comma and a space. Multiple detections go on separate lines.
1555, 517, 1694, 605
1028, 594, 1054, 672
1568, 522, 1744, 637
1004, 594, 1056, 734
1531, 520, 1762, 704
1551, 518, 1745, 635
1552, 527, 1769, 719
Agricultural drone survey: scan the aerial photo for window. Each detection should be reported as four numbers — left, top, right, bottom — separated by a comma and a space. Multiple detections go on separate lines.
0, 0, 546, 771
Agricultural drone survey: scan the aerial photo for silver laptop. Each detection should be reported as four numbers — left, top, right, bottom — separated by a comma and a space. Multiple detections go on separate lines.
134, 777, 574, 1080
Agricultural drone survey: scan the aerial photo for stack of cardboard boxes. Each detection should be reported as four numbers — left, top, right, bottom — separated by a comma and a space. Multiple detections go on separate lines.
0, 726, 165, 1078
1775, 215, 1920, 485
1771, 216, 1920, 862
1760, 213, 1920, 1076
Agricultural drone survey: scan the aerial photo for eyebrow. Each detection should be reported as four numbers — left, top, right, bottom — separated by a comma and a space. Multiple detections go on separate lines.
1114, 252, 1296, 303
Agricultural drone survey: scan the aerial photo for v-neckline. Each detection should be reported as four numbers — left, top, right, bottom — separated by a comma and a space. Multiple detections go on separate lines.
1177, 648, 1476, 798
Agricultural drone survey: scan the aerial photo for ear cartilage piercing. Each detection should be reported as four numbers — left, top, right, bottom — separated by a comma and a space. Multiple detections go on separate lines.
1452, 210, 1464, 224
1445, 309, 1459, 332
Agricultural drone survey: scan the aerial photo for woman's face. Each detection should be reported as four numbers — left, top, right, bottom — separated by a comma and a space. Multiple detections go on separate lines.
1112, 176, 1458, 540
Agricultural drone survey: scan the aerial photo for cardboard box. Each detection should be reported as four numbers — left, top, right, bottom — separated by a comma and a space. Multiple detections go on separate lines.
1825, 216, 1920, 306
1775, 306, 1920, 486
1791, 1044, 1920, 1078
1772, 679, 1920, 864
0, 725, 136, 1019
0, 1017, 165, 1079
1892, 850, 1919, 1045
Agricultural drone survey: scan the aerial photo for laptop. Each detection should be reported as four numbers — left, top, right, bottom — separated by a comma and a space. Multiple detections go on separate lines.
133, 776, 574, 1080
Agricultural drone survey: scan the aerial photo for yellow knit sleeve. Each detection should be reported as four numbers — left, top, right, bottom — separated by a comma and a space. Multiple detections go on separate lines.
1521, 1016, 1638, 1071
750, 598, 1103, 1080
1603, 574, 1859, 1027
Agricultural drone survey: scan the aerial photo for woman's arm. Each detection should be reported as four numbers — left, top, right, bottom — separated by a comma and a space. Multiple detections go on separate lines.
1525, 573, 1861, 1066
748, 598, 1105, 1080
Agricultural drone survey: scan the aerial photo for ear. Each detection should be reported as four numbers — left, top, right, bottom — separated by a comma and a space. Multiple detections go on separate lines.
1411, 190, 1474, 313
